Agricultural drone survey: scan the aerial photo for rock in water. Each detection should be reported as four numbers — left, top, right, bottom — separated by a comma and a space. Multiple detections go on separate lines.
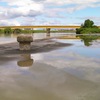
17, 34, 33, 50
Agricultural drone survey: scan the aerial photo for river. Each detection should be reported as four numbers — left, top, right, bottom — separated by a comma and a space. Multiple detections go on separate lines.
0, 33, 100, 100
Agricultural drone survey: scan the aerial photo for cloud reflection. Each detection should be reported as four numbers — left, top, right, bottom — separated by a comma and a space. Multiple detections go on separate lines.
0, 52, 100, 100
38, 50, 100, 83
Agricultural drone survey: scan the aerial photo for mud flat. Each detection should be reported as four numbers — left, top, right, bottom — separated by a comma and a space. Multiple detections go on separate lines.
0, 38, 72, 55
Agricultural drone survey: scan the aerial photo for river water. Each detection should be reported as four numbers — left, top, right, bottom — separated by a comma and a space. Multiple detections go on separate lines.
0, 33, 100, 100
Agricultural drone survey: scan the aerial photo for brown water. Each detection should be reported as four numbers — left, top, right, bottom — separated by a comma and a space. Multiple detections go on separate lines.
0, 33, 100, 100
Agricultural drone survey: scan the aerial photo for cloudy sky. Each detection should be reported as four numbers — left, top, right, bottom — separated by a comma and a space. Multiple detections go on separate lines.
0, 0, 100, 26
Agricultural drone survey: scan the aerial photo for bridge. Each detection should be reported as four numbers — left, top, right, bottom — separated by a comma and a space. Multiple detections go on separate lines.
0, 25, 81, 29
0, 25, 100, 29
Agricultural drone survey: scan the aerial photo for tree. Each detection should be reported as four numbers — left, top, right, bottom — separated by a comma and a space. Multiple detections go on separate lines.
82, 19, 94, 28
76, 19, 100, 34
13, 28, 22, 33
0, 29, 4, 34
4, 27, 12, 34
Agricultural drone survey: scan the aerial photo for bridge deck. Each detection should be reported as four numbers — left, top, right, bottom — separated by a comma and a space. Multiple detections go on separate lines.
0, 25, 81, 29
0, 25, 100, 29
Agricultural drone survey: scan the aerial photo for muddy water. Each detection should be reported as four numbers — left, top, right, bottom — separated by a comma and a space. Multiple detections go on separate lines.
0, 34, 100, 100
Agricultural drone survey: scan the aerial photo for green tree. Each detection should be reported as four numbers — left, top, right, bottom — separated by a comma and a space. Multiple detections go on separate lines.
76, 19, 100, 34
13, 28, 22, 34
82, 19, 94, 28
4, 27, 12, 34
0, 29, 4, 34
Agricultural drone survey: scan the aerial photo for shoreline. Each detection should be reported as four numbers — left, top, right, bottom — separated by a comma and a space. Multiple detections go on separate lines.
0, 38, 72, 55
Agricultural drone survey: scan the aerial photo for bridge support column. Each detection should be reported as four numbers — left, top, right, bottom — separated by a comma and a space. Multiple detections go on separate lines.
46, 28, 51, 37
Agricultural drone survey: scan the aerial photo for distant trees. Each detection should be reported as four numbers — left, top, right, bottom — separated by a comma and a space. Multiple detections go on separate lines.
76, 19, 100, 34
4, 27, 12, 34
0, 27, 34, 34
0, 29, 4, 34
13, 28, 22, 33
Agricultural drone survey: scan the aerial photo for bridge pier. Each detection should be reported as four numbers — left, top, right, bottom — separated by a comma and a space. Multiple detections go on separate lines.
46, 28, 51, 37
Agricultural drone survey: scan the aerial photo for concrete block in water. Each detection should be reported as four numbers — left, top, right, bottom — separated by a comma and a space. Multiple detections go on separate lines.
17, 34, 33, 50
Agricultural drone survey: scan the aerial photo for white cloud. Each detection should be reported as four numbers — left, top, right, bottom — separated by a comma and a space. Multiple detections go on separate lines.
0, 0, 43, 20
0, 20, 20, 26
46, 0, 100, 5
0, 0, 100, 25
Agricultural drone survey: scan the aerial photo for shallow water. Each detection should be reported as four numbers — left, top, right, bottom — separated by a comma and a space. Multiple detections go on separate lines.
0, 32, 75, 44
0, 33, 100, 100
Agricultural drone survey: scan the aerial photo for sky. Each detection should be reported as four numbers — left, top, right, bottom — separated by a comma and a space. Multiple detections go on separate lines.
0, 0, 100, 26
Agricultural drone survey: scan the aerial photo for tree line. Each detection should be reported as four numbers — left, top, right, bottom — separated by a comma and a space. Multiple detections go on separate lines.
76, 19, 100, 34
0, 27, 75, 34
0, 27, 34, 34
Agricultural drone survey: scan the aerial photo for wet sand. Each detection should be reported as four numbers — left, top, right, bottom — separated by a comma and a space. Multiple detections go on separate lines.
0, 38, 72, 55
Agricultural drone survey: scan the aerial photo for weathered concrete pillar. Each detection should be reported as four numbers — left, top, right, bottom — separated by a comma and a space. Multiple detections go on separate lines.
17, 34, 33, 50
46, 28, 51, 37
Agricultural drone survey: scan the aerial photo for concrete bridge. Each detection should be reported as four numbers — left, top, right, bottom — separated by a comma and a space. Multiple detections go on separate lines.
0, 25, 100, 36
0, 25, 100, 29
0, 25, 81, 29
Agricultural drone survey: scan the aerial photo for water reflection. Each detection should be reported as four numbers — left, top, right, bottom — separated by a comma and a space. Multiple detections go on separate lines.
17, 54, 34, 67
78, 35, 100, 46
46, 33, 50, 38
46, 30, 50, 38
0, 33, 100, 100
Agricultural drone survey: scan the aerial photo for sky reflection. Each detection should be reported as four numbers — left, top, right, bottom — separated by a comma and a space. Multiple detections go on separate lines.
31, 39, 100, 83
0, 38, 100, 100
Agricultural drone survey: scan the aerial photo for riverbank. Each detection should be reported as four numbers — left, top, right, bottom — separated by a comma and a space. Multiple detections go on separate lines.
0, 38, 72, 55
